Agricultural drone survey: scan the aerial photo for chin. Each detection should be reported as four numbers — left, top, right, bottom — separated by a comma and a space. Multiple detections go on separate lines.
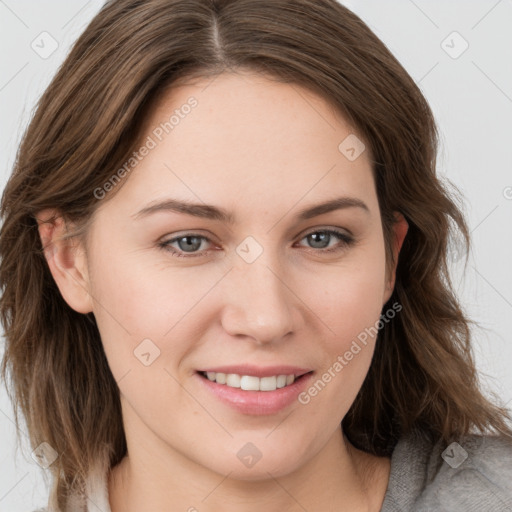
199, 441, 309, 481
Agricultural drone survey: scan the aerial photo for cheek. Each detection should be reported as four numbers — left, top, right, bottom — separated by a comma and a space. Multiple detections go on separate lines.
311, 239, 388, 343
88, 244, 222, 379
298, 241, 387, 410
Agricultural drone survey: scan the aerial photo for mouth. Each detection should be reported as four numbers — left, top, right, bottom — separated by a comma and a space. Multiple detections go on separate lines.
195, 367, 314, 415
198, 370, 312, 391
195, 363, 315, 416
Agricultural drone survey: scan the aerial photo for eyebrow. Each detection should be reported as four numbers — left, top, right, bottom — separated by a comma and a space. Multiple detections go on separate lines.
131, 196, 370, 223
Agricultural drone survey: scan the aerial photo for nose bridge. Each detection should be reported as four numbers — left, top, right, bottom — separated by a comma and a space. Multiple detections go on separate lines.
221, 247, 296, 343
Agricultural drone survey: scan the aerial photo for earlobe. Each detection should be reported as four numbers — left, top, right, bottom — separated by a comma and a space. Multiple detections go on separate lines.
36, 209, 94, 314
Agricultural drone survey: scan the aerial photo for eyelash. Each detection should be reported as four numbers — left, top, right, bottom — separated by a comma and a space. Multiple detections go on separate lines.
158, 229, 355, 258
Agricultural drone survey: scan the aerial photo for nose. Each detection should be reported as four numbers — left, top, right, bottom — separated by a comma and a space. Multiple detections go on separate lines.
220, 255, 299, 345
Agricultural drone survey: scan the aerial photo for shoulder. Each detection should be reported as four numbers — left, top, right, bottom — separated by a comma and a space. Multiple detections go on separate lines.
382, 428, 512, 512
421, 432, 512, 511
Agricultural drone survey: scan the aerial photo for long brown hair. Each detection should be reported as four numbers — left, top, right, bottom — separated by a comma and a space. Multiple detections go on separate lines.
1, 0, 511, 509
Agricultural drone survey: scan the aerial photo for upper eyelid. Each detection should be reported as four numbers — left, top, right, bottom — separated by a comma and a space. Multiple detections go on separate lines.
300, 226, 352, 238
164, 226, 351, 242
169, 223, 352, 237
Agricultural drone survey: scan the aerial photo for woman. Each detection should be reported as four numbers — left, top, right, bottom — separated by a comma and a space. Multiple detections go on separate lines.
1, 0, 511, 511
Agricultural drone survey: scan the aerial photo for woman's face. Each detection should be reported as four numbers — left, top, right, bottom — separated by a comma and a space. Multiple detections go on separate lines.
70, 71, 404, 479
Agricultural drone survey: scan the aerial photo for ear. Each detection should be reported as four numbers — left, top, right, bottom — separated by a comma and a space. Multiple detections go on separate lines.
36, 208, 94, 314
382, 211, 408, 305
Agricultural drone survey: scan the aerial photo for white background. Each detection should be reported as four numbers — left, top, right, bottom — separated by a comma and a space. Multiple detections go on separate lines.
1, 1, 511, 510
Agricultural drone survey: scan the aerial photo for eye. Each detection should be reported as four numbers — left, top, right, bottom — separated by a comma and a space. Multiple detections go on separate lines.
158, 228, 355, 258
295, 229, 355, 253
158, 234, 212, 258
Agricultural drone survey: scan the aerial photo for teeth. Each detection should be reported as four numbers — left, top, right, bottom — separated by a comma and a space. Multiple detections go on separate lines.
240, 375, 260, 391
276, 375, 287, 388
260, 376, 277, 391
203, 372, 297, 391
226, 373, 241, 388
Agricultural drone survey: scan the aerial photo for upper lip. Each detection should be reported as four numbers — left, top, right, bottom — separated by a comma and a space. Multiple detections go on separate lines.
197, 365, 313, 378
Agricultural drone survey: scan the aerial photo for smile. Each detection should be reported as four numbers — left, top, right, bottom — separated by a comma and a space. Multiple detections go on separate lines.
200, 371, 296, 391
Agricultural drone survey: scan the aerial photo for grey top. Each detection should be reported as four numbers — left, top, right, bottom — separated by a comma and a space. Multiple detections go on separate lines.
32, 428, 512, 512
381, 428, 512, 511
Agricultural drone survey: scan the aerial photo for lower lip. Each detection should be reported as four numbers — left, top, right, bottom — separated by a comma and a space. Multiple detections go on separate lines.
196, 372, 314, 415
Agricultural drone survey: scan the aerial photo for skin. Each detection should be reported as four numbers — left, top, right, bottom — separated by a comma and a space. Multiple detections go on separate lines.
37, 70, 408, 512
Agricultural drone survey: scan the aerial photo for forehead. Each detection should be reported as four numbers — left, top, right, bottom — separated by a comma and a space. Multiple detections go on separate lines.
98, 71, 377, 221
